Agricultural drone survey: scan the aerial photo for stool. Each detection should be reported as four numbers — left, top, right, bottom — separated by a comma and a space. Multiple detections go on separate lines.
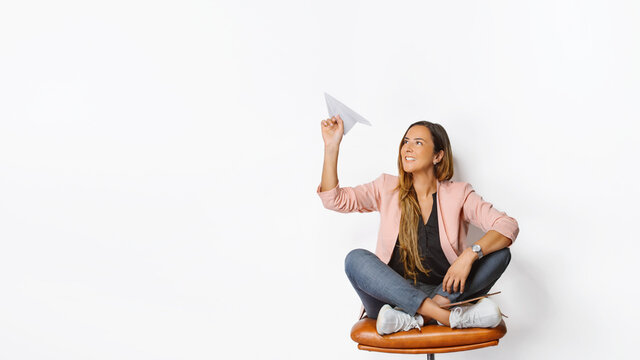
350, 317, 507, 359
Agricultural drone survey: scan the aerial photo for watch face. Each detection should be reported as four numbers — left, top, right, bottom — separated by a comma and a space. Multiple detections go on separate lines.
473, 245, 480, 252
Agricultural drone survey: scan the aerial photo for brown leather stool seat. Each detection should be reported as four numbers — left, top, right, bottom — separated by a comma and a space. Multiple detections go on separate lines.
351, 318, 507, 356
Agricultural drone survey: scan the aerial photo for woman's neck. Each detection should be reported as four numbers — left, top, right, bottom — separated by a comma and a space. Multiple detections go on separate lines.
412, 171, 437, 200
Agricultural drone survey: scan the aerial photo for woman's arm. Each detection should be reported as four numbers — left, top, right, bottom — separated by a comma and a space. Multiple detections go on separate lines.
443, 231, 513, 294
461, 183, 520, 243
470, 230, 512, 257
443, 184, 519, 293
320, 115, 343, 191
321, 144, 339, 192
316, 118, 384, 213
316, 115, 383, 214
316, 174, 384, 213
455, 230, 512, 266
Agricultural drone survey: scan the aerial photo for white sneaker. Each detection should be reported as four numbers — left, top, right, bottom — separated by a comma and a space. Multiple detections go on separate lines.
376, 304, 424, 335
449, 298, 502, 329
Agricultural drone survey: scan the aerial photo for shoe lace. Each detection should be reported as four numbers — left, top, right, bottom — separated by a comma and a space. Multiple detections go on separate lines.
401, 315, 422, 332
458, 306, 479, 328
392, 307, 422, 332
451, 306, 463, 327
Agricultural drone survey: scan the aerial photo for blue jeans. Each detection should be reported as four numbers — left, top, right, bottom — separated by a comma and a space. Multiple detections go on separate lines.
344, 247, 511, 319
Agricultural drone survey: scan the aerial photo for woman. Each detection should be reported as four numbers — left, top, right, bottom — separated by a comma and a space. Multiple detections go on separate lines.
316, 115, 519, 335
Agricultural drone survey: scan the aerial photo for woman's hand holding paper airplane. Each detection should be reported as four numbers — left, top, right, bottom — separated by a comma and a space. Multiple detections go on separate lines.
321, 115, 344, 148
324, 93, 372, 135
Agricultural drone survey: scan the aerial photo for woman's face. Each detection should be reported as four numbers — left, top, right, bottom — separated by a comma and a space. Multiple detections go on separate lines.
401, 125, 440, 174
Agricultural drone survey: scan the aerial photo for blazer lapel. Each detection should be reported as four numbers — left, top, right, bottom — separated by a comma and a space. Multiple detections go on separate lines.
436, 180, 459, 264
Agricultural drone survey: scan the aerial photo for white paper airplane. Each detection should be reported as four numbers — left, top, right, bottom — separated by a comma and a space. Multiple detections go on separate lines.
324, 92, 372, 135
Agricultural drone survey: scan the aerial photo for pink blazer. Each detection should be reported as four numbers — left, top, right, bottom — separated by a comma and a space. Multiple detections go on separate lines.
316, 173, 519, 265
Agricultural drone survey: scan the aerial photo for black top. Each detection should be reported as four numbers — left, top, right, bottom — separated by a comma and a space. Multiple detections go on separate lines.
388, 192, 451, 285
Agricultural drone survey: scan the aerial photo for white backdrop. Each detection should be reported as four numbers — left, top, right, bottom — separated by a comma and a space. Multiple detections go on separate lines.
1, 1, 638, 359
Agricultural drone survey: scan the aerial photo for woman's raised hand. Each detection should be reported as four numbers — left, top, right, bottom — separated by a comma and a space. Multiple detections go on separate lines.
321, 115, 344, 148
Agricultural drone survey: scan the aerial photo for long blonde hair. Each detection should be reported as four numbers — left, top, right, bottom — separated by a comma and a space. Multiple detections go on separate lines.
393, 121, 454, 284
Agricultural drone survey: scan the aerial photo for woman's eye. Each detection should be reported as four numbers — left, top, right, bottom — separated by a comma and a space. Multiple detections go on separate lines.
417, 141, 422, 145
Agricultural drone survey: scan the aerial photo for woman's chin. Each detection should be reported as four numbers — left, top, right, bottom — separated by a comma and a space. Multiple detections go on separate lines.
403, 165, 426, 174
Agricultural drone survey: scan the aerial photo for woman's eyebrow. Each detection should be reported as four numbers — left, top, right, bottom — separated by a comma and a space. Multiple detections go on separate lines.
404, 137, 425, 140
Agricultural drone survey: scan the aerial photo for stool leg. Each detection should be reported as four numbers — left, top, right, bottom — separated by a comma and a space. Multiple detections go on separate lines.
426, 354, 434, 360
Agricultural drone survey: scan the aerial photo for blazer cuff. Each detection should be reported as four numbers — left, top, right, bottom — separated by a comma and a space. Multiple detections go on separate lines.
491, 218, 520, 243
316, 182, 340, 201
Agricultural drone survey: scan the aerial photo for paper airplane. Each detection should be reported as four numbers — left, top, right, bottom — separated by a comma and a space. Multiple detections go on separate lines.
324, 92, 372, 135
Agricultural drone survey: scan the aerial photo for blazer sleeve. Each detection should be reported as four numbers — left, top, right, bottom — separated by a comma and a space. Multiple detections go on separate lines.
461, 183, 520, 243
315, 173, 385, 213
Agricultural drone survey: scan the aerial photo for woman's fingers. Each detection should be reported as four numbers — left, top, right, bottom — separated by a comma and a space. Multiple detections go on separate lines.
444, 273, 466, 293
322, 116, 337, 126
445, 276, 453, 293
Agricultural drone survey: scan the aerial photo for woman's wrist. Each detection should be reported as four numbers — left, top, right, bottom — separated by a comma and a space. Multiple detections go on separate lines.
324, 144, 340, 153
462, 247, 479, 263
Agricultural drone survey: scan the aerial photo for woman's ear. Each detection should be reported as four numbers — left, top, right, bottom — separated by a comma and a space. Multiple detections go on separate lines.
435, 150, 444, 163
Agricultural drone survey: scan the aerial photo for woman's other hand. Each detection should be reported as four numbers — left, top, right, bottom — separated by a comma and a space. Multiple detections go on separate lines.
442, 250, 476, 293
321, 115, 344, 148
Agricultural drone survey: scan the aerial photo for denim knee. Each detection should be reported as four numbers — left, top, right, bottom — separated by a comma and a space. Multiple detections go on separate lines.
488, 247, 511, 272
493, 247, 511, 266
344, 248, 372, 279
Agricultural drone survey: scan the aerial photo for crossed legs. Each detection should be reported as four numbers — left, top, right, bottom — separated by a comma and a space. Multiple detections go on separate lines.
344, 247, 511, 326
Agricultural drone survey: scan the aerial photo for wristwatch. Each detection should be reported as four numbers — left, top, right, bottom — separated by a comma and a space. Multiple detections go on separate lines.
472, 244, 484, 259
